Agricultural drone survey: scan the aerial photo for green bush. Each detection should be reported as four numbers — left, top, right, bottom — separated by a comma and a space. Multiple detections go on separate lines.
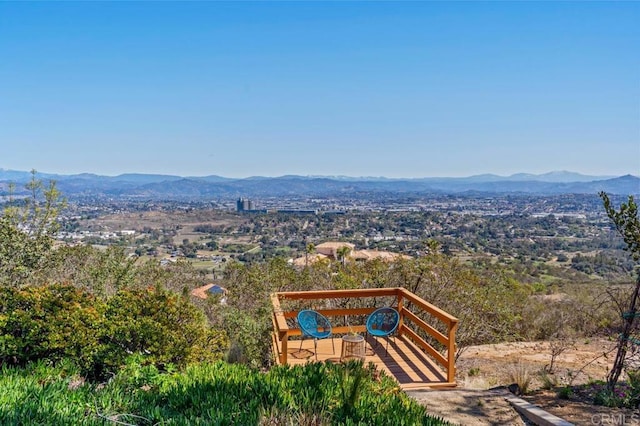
557, 386, 573, 399
591, 379, 640, 408
93, 285, 228, 379
220, 307, 271, 368
0, 284, 102, 370
0, 284, 228, 380
591, 370, 640, 408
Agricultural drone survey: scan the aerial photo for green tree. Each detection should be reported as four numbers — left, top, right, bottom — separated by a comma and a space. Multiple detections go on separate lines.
305, 241, 315, 268
337, 245, 351, 267
0, 171, 65, 287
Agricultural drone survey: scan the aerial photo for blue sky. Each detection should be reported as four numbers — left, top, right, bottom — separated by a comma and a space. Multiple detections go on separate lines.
1, 2, 638, 178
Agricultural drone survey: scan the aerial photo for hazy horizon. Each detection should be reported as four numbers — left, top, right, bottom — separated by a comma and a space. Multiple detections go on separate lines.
1, 2, 638, 178
0, 167, 633, 181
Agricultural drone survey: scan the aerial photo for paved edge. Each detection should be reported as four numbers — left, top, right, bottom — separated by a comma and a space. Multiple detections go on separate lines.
506, 397, 575, 426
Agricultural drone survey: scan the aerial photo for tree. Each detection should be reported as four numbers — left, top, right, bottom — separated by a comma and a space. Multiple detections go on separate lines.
337, 245, 351, 267
0, 171, 65, 287
600, 192, 640, 392
305, 242, 315, 268
46, 245, 137, 297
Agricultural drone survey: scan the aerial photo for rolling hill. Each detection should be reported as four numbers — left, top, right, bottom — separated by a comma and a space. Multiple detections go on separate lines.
0, 169, 637, 200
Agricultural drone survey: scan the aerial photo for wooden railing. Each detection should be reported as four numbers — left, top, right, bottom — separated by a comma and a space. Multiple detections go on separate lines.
271, 287, 459, 384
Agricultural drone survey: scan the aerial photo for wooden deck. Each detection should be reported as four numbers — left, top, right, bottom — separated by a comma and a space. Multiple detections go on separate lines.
271, 288, 459, 390
286, 334, 451, 390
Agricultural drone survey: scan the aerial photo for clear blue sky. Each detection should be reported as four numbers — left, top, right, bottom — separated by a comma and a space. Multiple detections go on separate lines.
1, 2, 638, 178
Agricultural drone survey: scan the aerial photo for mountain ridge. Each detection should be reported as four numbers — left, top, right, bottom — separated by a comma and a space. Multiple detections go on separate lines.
0, 169, 637, 199
0, 168, 622, 183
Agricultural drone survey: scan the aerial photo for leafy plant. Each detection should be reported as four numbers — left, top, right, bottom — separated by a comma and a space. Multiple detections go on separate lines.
93, 285, 228, 379
557, 386, 573, 399
0, 360, 453, 425
0, 283, 228, 380
468, 367, 481, 377
0, 284, 102, 370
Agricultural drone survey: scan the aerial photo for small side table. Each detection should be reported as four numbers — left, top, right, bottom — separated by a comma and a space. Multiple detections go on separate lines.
341, 334, 365, 362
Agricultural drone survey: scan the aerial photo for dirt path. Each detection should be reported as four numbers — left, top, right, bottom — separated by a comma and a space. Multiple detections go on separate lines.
406, 339, 618, 425
408, 388, 531, 426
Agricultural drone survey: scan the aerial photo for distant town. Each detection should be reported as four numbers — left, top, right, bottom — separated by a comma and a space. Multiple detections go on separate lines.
43, 189, 632, 285
2, 169, 637, 284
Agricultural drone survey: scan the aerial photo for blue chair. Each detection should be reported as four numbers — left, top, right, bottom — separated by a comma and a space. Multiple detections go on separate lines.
297, 309, 335, 360
366, 307, 399, 356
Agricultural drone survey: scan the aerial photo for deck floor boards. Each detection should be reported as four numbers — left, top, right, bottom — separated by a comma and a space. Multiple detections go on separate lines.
280, 334, 453, 390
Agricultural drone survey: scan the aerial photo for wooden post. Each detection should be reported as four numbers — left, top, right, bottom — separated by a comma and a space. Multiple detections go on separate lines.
396, 288, 405, 337
281, 332, 288, 365
271, 293, 290, 365
447, 320, 459, 383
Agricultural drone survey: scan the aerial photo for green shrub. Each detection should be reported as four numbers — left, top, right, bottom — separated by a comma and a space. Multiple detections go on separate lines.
592, 371, 640, 408
468, 367, 481, 377
557, 386, 573, 399
220, 307, 271, 368
0, 284, 103, 370
592, 381, 639, 408
0, 283, 228, 381
594, 388, 619, 407
627, 369, 640, 405
91, 285, 228, 379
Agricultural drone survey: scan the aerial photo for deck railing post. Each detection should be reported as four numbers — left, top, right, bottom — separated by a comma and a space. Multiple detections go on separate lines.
396, 288, 405, 337
281, 332, 288, 365
447, 320, 459, 383
271, 293, 291, 365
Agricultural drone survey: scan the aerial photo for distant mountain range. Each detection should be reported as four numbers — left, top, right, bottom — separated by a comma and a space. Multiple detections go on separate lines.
0, 169, 638, 199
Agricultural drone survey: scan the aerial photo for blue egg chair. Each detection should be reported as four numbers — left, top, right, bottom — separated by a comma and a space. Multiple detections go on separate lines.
366, 307, 400, 356
297, 309, 335, 360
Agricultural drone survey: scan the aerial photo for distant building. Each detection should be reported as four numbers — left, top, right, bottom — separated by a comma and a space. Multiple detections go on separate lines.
290, 253, 330, 267
315, 242, 356, 258
191, 283, 227, 304
291, 241, 411, 267
350, 249, 412, 262
236, 197, 255, 212
207, 284, 226, 295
